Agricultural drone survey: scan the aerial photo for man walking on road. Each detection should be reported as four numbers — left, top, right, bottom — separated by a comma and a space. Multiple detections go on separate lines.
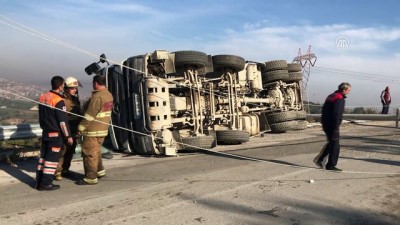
314, 82, 352, 171
380, 86, 391, 114
76, 75, 113, 185
36, 76, 73, 191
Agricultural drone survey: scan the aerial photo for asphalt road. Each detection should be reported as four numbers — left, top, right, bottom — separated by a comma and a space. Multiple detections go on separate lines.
0, 121, 400, 225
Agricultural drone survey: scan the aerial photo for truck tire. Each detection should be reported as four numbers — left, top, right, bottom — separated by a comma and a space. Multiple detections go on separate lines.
297, 110, 307, 120
285, 72, 303, 82
180, 135, 216, 152
269, 120, 298, 133
287, 63, 302, 72
262, 70, 289, 83
205, 71, 223, 79
258, 62, 267, 73
133, 134, 160, 155
212, 55, 246, 72
216, 130, 250, 144
264, 60, 287, 71
292, 120, 308, 130
174, 50, 208, 68
266, 111, 298, 124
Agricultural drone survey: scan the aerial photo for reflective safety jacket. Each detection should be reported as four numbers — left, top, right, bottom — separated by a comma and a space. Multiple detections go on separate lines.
38, 90, 71, 137
78, 89, 113, 137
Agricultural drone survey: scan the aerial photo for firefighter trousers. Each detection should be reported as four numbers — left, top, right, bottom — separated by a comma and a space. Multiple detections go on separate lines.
81, 136, 105, 182
36, 132, 63, 186
56, 138, 77, 174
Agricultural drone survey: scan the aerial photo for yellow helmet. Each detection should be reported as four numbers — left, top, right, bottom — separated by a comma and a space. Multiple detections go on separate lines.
65, 76, 81, 88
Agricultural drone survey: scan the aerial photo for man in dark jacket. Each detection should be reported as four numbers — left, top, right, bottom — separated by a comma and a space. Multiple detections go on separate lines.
313, 82, 352, 171
36, 76, 73, 191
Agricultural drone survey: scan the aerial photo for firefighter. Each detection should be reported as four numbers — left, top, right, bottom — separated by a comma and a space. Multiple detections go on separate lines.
54, 76, 82, 181
36, 76, 73, 191
76, 75, 113, 185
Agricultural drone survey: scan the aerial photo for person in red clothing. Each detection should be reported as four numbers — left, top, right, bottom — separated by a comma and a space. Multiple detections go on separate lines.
313, 82, 352, 171
380, 86, 391, 114
36, 76, 73, 191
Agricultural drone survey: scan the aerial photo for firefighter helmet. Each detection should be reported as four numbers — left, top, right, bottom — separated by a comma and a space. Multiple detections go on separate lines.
65, 77, 82, 88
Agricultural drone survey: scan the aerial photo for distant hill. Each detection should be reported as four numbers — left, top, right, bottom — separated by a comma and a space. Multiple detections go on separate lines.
0, 78, 47, 102
0, 78, 91, 101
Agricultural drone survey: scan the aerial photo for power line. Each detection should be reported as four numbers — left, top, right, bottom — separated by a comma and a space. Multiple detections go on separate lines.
315, 66, 399, 80
313, 66, 400, 84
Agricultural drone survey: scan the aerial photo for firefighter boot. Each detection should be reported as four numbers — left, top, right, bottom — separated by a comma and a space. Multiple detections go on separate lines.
54, 172, 62, 181
37, 183, 61, 191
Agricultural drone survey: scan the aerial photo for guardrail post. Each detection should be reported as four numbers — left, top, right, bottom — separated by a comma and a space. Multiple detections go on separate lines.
396, 108, 399, 128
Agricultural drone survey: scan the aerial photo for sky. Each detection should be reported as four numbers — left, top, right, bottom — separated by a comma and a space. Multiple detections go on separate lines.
1, 0, 400, 110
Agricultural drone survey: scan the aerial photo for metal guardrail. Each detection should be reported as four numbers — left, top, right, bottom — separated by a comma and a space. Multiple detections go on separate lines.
0, 124, 42, 141
0, 124, 113, 155
307, 108, 400, 128
1, 109, 400, 141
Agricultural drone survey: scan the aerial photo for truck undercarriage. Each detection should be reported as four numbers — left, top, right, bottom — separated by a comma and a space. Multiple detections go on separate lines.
85, 50, 307, 156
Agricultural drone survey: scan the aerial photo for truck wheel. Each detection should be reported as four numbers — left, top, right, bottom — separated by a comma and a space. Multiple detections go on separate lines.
212, 55, 246, 72
287, 63, 302, 72
180, 135, 216, 152
292, 120, 308, 130
264, 60, 287, 71
269, 120, 298, 133
133, 134, 160, 155
262, 70, 289, 83
205, 71, 223, 79
216, 130, 250, 144
258, 62, 267, 73
285, 72, 303, 82
297, 110, 307, 120
266, 111, 298, 124
174, 50, 208, 68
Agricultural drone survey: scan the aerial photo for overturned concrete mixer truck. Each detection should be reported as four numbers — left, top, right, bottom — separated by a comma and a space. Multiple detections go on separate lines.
84, 50, 307, 156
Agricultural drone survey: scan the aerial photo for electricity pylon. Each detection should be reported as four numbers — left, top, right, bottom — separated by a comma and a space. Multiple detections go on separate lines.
293, 45, 317, 113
